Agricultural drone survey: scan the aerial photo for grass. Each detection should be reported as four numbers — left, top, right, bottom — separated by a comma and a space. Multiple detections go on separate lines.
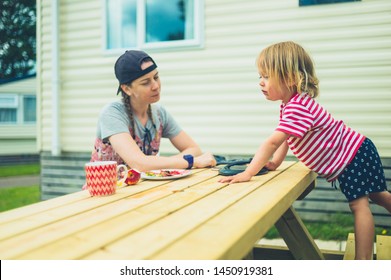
0, 164, 40, 177
0, 185, 40, 212
0, 163, 41, 212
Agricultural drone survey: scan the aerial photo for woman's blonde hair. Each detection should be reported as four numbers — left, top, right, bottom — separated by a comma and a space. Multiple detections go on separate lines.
257, 41, 319, 98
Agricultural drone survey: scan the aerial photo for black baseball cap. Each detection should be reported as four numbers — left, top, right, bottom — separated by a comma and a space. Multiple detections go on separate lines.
114, 50, 157, 95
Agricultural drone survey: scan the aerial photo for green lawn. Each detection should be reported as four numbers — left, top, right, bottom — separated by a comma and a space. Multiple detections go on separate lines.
0, 185, 40, 212
0, 164, 41, 212
0, 164, 40, 177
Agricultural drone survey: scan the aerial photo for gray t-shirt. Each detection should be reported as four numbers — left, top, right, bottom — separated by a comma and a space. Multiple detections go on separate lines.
97, 101, 181, 141
90, 101, 182, 164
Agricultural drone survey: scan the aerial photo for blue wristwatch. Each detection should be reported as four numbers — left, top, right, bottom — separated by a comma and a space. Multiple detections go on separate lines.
183, 154, 194, 169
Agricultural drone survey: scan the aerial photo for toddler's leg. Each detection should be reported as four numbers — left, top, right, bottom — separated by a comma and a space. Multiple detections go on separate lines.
369, 190, 391, 213
349, 196, 374, 260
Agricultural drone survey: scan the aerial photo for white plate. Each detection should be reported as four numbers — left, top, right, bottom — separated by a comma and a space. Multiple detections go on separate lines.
141, 169, 192, 180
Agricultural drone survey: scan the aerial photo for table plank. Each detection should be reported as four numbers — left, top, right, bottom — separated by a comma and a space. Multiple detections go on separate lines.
0, 169, 206, 227
15, 170, 224, 259
0, 169, 208, 259
0, 169, 204, 242
0, 161, 320, 260
83, 162, 296, 260
0, 184, 153, 242
150, 162, 317, 259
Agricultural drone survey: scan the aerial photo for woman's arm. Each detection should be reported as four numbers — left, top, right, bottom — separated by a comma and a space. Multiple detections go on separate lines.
109, 131, 216, 172
169, 131, 202, 156
109, 132, 188, 172
169, 131, 216, 168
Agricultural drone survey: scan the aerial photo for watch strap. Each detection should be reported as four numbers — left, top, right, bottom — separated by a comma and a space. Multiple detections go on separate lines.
183, 154, 194, 169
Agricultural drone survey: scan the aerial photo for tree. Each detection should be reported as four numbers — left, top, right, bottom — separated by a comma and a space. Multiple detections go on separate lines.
0, 0, 36, 80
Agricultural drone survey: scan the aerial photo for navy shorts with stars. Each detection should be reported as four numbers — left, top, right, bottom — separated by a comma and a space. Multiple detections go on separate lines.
336, 138, 388, 202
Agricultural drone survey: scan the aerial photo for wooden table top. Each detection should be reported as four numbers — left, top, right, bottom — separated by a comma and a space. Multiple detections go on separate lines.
0, 161, 318, 260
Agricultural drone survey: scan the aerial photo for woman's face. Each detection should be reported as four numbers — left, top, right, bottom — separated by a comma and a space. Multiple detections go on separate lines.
124, 61, 161, 104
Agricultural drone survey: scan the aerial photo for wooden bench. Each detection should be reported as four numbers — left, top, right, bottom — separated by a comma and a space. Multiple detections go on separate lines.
253, 243, 344, 260
253, 233, 391, 260
376, 235, 391, 260
343, 233, 391, 260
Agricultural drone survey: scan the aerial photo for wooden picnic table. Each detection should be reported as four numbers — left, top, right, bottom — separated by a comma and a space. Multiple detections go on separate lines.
0, 161, 324, 260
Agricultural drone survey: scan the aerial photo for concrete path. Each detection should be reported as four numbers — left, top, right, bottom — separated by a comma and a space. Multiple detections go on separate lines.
0, 175, 40, 188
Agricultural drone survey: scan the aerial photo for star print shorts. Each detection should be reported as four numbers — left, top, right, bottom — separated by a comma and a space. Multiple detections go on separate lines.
336, 138, 388, 202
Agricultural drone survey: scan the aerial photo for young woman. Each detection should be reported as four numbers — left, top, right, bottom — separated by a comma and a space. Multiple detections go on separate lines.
90, 50, 216, 172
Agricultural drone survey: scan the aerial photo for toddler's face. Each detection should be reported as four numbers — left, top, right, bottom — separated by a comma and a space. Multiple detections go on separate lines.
259, 73, 277, 101
258, 71, 293, 103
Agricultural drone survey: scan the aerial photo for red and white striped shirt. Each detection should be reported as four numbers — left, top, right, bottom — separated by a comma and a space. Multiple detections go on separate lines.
276, 93, 365, 181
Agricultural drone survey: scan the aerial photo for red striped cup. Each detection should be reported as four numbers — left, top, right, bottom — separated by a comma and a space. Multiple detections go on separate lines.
85, 161, 127, 196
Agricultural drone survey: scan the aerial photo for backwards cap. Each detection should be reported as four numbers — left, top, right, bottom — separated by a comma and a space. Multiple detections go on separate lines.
114, 50, 157, 95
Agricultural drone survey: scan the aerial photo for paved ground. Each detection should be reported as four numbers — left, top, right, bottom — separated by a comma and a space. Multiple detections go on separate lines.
0, 175, 40, 188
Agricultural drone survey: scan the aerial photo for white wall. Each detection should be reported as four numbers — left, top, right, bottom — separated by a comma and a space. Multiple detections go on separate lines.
37, 0, 391, 157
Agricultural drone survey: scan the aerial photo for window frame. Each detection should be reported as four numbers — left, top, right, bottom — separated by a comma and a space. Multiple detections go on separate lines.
102, 0, 204, 53
299, 0, 360, 6
0, 94, 36, 125
0, 95, 18, 108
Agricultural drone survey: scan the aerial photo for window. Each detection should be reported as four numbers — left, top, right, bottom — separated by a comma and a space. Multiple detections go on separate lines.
23, 96, 36, 123
0, 94, 36, 124
299, 0, 360, 6
105, 0, 203, 50
0, 95, 18, 123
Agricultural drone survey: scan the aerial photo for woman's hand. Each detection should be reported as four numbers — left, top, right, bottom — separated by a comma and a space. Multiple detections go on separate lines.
194, 152, 217, 168
218, 171, 252, 184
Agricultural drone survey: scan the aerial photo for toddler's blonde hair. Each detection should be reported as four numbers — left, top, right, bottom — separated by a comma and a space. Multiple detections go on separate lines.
257, 41, 319, 98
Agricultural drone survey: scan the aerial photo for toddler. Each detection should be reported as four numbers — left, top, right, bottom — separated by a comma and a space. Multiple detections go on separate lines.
219, 41, 391, 260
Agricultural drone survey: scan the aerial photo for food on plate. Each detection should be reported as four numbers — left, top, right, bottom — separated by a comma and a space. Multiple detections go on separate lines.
144, 170, 184, 177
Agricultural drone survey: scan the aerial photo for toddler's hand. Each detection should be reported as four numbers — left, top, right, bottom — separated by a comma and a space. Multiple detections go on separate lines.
218, 171, 252, 184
